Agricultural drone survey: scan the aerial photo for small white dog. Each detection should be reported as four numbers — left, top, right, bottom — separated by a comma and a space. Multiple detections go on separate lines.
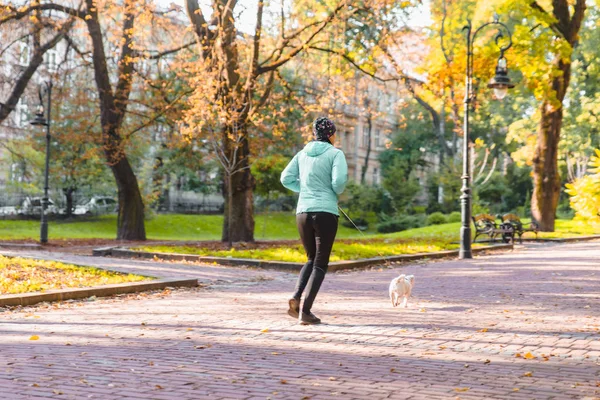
389, 274, 415, 308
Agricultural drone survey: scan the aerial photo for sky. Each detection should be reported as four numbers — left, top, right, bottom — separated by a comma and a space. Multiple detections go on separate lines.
155, 0, 432, 33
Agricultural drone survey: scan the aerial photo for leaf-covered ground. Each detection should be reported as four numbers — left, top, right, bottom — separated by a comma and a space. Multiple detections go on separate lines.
0, 256, 151, 295
135, 238, 463, 262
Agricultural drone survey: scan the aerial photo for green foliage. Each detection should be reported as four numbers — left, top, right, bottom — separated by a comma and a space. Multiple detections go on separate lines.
339, 182, 392, 218
447, 211, 461, 223
376, 215, 424, 233
0, 256, 149, 294
252, 155, 291, 199
426, 212, 447, 225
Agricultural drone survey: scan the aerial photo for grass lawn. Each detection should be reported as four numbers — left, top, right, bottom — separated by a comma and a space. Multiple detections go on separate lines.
0, 213, 596, 243
0, 255, 150, 295
0, 213, 374, 241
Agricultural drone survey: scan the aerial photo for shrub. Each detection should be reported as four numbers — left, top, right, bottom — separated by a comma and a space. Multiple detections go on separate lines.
565, 150, 600, 225
376, 215, 423, 233
341, 216, 369, 230
447, 211, 461, 223
426, 212, 447, 225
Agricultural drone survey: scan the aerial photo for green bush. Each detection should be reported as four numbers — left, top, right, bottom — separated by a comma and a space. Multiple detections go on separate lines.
447, 211, 461, 223
426, 212, 447, 225
376, 215, 424, 233
341, 216, 369, 230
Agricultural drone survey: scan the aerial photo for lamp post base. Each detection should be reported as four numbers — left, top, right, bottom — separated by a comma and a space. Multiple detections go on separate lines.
459, 226, 472, 259
40, 220, 48, 244
459, 249, 472, 259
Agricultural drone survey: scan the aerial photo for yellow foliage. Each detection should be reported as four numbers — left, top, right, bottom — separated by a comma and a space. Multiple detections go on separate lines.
565, 149, 600, 225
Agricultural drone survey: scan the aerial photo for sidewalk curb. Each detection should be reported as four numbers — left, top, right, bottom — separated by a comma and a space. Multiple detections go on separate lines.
0, 278, 199, 307
519, 234, 600, 243
93, 244, 514, 272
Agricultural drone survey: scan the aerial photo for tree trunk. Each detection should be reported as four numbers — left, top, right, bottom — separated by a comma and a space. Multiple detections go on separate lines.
531, 59, 571, 231
112, 156, 146, 240
221, 129, 255, 243
529, 0, 586, 231
360, 115, 373, 185
63, 187, 75, 219
86, 1, 146, 240
531, 101, 562, 231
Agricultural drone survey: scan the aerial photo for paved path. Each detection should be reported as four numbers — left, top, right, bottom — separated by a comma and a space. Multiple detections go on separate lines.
1, 241, 600, 399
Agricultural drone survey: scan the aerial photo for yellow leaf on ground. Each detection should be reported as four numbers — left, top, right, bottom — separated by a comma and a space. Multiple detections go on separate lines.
155, 385, 163, 389
515, 353, 522, 358
477, 328, 488, 332
280, 379, 287, 384
523, 371, 533, 377
29, 335, 39, 341
523, 352, 536, 359
260, 328, 269, 333
454, 387, 470, 392
329, 377, 337, 381
513, 388, 520, 392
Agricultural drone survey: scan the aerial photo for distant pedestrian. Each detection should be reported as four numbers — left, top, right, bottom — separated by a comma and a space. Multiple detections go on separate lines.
280, 117, 348, 325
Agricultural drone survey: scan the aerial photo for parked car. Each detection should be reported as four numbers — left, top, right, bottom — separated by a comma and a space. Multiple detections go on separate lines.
18, 197, 59, 216
74, 196, 118, 215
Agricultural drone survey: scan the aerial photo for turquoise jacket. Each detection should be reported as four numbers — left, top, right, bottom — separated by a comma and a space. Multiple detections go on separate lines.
280, 141, 348, 216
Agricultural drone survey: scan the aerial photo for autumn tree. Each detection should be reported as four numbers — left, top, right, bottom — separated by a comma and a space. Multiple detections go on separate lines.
2, 0, 193, 239
481, 0, 587, 231
0, 2, 72, 125
181, 0, 359, 242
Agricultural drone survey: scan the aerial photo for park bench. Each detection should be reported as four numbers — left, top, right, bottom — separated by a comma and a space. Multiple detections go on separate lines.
472, 213, 514, 243
500, 213, 539, 243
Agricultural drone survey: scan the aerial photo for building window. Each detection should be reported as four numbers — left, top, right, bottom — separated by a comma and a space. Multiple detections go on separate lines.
45, 49, 58, 72
374, 129, 380, 148
18, 42, 30, 66
373, 168, 379, 185
362, 126, 370, 148
14, 99, 28, 128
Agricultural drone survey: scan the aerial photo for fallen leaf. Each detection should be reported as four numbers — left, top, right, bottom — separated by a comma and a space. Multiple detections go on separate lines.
484, 359, 491, 364
329, 377, 337, 381
280, 379, 287, 384
523, 371, 533, 377
438, 345, 446, 350
390, 368, 396, 373
29, 335, 39, 341
53, 390, 63, 395
271, 352, 280, 355
260, 328, 269, 333
419, 308, 427, 312
477, 328, 488, 333
155, 385, 163, 389
523, 352, 536, 360
513, 388, 520, 392
515, 353, 522, 358
141, 322, 147, 326
454, 387, 470, 392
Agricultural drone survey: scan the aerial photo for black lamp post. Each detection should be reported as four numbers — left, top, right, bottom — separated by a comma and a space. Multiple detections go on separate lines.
30, 81, 52, 244
460, 16, 515, 259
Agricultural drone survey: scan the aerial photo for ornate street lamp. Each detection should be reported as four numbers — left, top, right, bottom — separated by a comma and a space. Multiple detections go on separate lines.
30, 81, 53, 244
460, 16, 515, 259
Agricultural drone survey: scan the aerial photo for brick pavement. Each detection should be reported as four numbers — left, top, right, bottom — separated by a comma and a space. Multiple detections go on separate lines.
1, 241, 600, 399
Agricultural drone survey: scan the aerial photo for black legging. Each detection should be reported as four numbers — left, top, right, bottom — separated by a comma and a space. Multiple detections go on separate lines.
292, 212, 338, 313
